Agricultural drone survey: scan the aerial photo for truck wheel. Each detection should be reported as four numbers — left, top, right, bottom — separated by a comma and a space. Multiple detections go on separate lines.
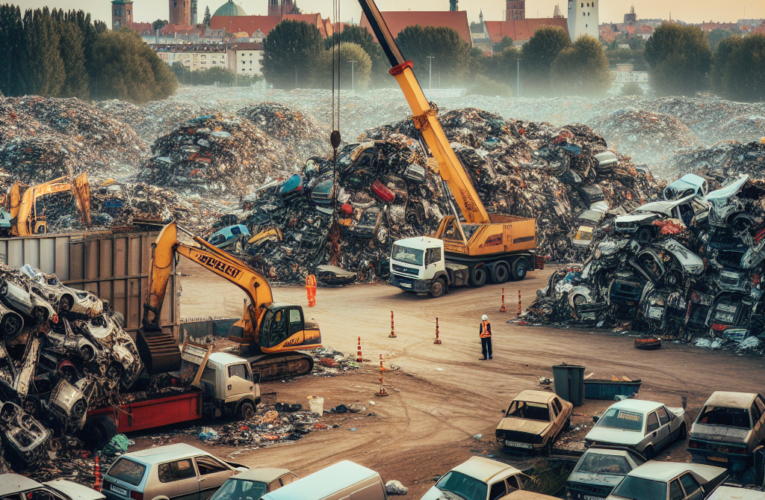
429, 278, 446, 298
238, 400, 256, 420
469, 266, 488, 287
636, 226, 653, 245
491, 263, 510, 284
82, 416, 118, 449
511, 259, 528, 281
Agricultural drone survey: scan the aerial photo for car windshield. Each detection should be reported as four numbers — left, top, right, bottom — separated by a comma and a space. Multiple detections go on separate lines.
392, 244, 423, 266
577, 453, 632, 475
698, 405, 751, 429
506, 401, 550, 421
210, 479, 268, 500
611, 476, 667, 500
598, 409, 644, 432
107, 458, 147, 486
435, 471, 488, 500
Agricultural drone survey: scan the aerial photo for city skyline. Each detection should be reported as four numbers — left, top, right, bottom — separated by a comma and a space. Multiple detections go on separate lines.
12, 0, 765, 28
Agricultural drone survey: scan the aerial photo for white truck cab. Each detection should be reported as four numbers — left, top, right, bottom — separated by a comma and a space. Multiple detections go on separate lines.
389, 237, 469, 297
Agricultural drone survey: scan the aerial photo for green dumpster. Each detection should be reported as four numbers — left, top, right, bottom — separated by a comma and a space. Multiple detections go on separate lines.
553, 364, 585, 407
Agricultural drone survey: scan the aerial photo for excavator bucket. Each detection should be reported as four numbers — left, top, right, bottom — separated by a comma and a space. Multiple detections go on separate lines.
73, 173, 91, 228
136, 327, 182, 375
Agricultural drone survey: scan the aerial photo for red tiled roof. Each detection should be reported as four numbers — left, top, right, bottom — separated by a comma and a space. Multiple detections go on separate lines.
159, 23, 203, 35
600, 26, 616, 43
753, 22, 765, 34
624, 24, 636, 35
637, 24, 653, 34
127, 21, 153, 34
228, 42, 264, 50
702, 21, 737, 31
484, 18, 568, 43
359, 11, 472, 45
210, 14, 331, 37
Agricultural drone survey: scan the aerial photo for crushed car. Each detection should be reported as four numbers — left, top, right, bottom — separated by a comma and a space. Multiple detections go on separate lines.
496, 390, 573, 454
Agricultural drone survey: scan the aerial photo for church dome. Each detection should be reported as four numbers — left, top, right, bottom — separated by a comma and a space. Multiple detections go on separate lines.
213, 0, 247, 17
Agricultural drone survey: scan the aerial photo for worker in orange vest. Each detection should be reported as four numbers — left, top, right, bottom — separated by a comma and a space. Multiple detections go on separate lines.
306, 274, 317, 307
479, 314, 492, 360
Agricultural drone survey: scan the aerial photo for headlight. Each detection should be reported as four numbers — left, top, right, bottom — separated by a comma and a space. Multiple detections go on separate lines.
714, 312, 735, 323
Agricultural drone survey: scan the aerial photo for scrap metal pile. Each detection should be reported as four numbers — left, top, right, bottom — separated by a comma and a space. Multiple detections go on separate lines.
526, 173, 765, 353
663, 140, 765, 179
136, 113, 292, 197
0, 97, 147, 182
0, 264, 143, 468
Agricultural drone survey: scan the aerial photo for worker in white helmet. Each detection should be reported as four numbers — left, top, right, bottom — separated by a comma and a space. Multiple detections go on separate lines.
479, 314, 492, 360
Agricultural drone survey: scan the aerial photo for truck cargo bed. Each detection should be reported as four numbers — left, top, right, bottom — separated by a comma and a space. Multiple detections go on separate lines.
88, 387, 203, 433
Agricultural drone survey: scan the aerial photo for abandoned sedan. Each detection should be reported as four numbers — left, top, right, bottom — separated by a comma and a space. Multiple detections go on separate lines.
566, 446, 646, 500
688, 392, 765, 472
585, 400, 686, 459
605, 462, 727, 500
0, 474, 105, 500
421, 456, 526, 500
496, 390, 573, 453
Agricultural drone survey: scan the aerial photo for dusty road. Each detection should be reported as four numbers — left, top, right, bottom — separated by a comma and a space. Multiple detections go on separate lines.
155, 261, 765, 496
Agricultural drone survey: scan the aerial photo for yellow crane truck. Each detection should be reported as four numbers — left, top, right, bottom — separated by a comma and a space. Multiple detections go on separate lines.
356, 0, 543, 297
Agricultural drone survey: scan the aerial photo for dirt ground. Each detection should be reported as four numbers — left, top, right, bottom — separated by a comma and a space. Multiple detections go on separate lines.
137, 261, 765, 496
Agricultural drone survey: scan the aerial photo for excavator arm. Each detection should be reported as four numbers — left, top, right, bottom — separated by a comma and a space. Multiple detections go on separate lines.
12, 173, 91, 236
357, 0, 490, 224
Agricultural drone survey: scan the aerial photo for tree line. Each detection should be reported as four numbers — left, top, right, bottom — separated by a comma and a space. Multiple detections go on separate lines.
0, 4, 177, 103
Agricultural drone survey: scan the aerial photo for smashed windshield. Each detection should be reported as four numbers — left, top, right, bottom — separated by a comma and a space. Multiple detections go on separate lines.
611, 476, 666, 500
392, 244, 423, 266
698, 406, 751, 429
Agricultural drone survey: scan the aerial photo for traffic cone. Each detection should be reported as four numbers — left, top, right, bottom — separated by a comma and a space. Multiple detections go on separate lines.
389, 311, 397, 338
376, 354, 389, 397
434, 318, 442, 344
357, 336, 363, 363
518, 290, 522, 316
94, 454, 102, 491
500, 288, 506, 312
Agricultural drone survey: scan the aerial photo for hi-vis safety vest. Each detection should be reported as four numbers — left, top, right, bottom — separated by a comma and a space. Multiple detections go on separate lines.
480, 321, 491, 338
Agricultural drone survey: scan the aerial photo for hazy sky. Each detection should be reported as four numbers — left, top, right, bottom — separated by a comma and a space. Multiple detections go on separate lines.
15, 0, 765, 27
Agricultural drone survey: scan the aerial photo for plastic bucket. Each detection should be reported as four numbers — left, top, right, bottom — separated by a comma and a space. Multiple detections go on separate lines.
308, 396, 324, 415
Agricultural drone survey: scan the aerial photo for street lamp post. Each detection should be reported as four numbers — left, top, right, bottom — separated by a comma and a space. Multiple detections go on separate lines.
427, 56, 435, 89
348, 60, 356, 91
516, 58, 521, 97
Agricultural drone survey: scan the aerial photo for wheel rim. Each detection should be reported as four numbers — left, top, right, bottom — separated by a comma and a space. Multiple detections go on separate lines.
242, 403, 254, 420
4, 316, 21, 337
497, 265, 509, 283
474, 268, 487, 285
432, 281, 443, 296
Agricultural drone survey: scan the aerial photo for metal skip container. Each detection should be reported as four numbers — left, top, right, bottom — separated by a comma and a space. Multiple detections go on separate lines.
552, 364, 586, 407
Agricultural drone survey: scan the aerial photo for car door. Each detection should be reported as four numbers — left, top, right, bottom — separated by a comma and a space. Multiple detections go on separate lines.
654, 407, 673, 448
644, 412, 661, 452
488, 479, 507, 500
225, 363, 253, 402
679, 473, 703, 500
157, 459, 200, 500
548, 400, 560, 443
669, 479, 685, 500
755, 396, 765, 443
194, 456, 235, 500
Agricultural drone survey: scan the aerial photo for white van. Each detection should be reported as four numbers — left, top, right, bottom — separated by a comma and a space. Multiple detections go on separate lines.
260, 461, 387, 500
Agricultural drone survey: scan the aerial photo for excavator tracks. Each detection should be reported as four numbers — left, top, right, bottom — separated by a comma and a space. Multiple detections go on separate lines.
248, 352, 314, 381
136, 329, 182, 375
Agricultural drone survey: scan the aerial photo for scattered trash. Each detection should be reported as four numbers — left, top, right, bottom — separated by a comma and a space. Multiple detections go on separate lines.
472, 434, 482, 440
102, 435, 133, 456
385, 480, 409, 495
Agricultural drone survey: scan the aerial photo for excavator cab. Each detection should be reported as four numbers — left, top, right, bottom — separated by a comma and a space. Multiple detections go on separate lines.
258, 304, 321, 353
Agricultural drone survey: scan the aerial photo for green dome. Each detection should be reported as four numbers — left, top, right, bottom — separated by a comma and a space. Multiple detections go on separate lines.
212, 0, 247, 17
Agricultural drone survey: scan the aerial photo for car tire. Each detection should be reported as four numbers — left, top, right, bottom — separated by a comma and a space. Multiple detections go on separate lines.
429, 278, 446, 298
491, 262, 510, 284
469, 266, 488, 287
238, 400, 256, 420
511, 259, 528, 281
643, 446, 654, 459
664, 271, 683, 287
636, 227, 653, 245
82, 415, 118, 449
59, 295, 73, 315
1, 314, 23, 339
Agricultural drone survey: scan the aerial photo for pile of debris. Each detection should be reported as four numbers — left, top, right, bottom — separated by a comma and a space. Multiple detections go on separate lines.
0, 97, 147, 182
587, 108, 701, 167
0, 263, 144, 469
237, 102, 331, 167
312, 346, 360, 374
136, 113, 291, 197
663, 140, 765, 179
525, 173, 765, 353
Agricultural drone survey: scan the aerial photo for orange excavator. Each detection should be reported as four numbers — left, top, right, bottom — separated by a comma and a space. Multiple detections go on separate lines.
137, 222, 322, 380
3, 173, 91, 236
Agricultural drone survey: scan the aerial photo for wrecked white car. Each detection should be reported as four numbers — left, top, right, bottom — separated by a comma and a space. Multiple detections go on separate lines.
0, 401, 51, 464
0, 301, 25, 339
20, 264, 104, 317
614, 195, 708, 244
0, 474, 105, 500
0, 276, 57, 325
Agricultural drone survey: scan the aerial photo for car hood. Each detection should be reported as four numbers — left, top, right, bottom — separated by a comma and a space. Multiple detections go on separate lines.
47, 480, 106, 500
690, 423, 751, 444
497, 418, 551, 435
568, 471, 625, 488
421, 486, 466, 500
586, 427, 644, 446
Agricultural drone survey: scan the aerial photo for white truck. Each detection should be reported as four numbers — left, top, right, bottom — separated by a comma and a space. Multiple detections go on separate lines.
389, 237, 471, 297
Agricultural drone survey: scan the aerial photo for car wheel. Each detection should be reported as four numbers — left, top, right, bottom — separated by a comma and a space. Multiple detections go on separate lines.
81, 416, 118, 449
59, 295, 73, 315
636, 227, 653, 245
469, 266, 488, 287
511, 259, 528, 281
664, 271, 683, 287
238, 400, 256, 420
643, 446, 654, 459
1, 314, 23, 339
491, 263, 510, 284
429, 278, 446, 298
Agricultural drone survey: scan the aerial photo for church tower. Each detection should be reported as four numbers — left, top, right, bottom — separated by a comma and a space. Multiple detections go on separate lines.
567, 0, 599, 41
506, 0, 525, 21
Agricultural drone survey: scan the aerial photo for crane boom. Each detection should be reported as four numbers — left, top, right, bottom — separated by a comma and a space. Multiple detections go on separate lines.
357, 0, 490, 224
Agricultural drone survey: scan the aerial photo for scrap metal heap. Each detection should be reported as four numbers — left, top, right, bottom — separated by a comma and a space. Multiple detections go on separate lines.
526, 172, 765, 353
0, 264, 143, 468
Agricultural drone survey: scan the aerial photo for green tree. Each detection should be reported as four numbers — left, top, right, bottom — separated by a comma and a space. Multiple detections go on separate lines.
493, 36, 514, 52
261, 20, 324, 89
90, 28, 177, 103
621, 82, 643, 96
311, 42, 372, 90
55, 18, 89, 98
201, 7, 210, 28
721, 34, 765, 102
644, 23, 711, 96
708, 28, 732, 51
22, 7, 65, 97
711, 35, 742, 94
152, 19, 167, 33
395, 25, 472, 87
479, 46, 521, 89
521, 26, 571, 96
325, 25, 389, 86
551, 35, 611, 97
0, 4, 25, 96
470, 21, 483, 34
466, 74, 512, 96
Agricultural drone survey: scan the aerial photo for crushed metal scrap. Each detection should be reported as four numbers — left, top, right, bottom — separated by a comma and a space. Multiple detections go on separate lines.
524, 172, 765, 355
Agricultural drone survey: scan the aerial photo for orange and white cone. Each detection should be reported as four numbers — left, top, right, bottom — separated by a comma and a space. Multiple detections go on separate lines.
434, 318, 442, 344
389, 311, 397, 338
376, 354, 389, 396
500, 288, 506, 312
357, 336, 363, 363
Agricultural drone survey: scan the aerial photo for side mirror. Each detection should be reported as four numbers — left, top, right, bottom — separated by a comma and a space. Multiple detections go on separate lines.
592, 415, 600, 423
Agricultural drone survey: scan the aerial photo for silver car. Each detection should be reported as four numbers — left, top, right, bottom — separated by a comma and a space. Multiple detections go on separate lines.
0, 473, 105, 500
585, 400, 687, 459
606, 461, 727, 500
20, 264, 104, 316
0, 277, 57, 324
103, 444, 248, 500
0, 301, 24, 338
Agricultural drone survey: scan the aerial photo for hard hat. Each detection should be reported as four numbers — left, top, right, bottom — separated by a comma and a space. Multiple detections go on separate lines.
482, 314, 488, 321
